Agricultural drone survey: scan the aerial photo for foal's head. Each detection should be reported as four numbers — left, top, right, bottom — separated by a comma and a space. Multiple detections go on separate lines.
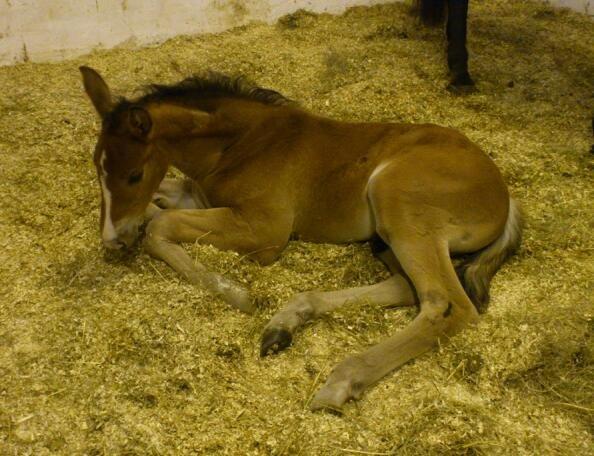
80, 67, 168, 249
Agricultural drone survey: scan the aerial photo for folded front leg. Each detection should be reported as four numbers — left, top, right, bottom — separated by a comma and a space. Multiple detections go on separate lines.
144, 202, 162, 222
144, 207, 290, 313
152, 178, 209, 210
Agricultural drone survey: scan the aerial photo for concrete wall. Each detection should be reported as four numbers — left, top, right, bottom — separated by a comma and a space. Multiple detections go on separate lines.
551, 0, 592, 13
1, 0, 592, 66
0, 0, 390, 65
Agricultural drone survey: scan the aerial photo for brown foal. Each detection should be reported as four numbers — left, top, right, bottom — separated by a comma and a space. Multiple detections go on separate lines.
80, 66, 522, 411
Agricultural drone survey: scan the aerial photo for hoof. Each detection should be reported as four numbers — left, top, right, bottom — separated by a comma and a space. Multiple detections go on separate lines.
216, 279, 255, 314
260, 328, 292, 357
310, 380, 352, 413
225, 286, 255, 315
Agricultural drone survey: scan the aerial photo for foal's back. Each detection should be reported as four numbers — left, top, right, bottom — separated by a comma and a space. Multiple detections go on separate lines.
241, 106, 505, 247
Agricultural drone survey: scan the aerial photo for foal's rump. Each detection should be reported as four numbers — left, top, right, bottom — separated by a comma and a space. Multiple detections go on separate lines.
368, 133, 509, 240
365, 126, 515, 312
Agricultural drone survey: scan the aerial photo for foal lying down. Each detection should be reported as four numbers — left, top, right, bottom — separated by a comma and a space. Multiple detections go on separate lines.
80, 67, 522, 411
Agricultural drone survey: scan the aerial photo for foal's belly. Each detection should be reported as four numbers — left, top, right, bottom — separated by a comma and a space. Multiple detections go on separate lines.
291, 156, 380, 243
293, 194, 375, 243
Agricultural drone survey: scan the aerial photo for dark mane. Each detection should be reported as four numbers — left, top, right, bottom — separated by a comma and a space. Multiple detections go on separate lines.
104, 72, 294, 130
147, 72, 292, 106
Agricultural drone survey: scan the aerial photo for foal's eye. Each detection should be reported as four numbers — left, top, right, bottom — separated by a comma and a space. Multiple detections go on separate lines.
128, 170, 144, 185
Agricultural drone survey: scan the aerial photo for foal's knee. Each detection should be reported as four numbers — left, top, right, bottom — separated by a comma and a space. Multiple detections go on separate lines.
144, 210, 174, 251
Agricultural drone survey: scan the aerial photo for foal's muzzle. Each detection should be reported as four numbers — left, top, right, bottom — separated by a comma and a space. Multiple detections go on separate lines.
102, 221, 141, 250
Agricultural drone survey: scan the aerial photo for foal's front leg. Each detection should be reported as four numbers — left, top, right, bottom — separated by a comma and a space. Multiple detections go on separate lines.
144, 178, 203, 223
144, 208, 286, 314
152, 177, 209, 210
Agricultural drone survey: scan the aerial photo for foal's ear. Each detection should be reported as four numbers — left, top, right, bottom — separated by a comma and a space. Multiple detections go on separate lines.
128, 107, 153, 139
79, 66, 113, 117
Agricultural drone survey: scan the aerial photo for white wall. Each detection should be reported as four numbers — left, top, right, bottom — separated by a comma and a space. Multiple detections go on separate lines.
0, 0, 592, 66
0, 0, 390, 65
551, 0, 592, 13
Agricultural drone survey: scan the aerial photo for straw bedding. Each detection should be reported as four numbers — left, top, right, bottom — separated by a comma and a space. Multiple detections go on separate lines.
0, 1, 592, 454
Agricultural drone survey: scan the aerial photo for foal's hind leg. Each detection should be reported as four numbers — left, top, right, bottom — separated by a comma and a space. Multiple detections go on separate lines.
310, 230, 478, 411
260, 275, 416, 356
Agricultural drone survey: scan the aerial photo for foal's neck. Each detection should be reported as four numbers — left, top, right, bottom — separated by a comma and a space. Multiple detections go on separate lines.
157, 136, 228, 181
156, 99, 287, 182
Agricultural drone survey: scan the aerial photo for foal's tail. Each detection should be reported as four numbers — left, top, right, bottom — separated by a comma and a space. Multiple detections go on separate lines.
456, 198, 524, 314
414, 0, 447, 26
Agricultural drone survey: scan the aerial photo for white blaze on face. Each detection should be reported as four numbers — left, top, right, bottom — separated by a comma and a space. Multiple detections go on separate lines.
99, 150, 118, 242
